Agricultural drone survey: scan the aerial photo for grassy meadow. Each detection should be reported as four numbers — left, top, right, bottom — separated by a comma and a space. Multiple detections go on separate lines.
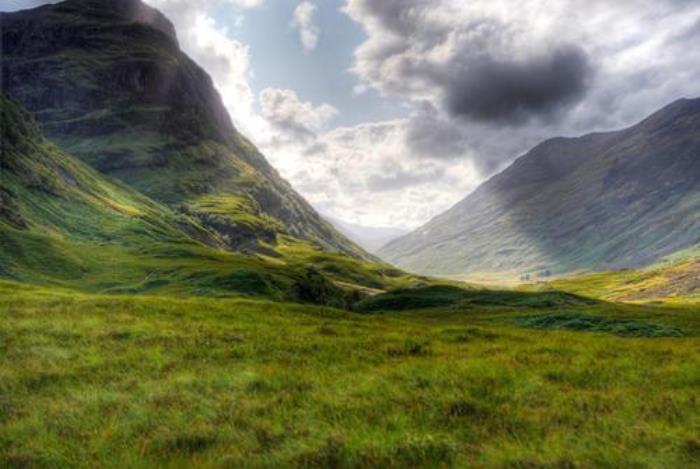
1, 279, 698, 467
2, 4, 698, 468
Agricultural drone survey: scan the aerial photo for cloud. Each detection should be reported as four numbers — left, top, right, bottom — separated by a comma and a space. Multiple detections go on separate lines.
144, 0, 267, 138
260, 88, 337, 142
225, 0, 263, 7
402, 104, 468, 159
332, 0, 700, 213
344, 0, 700, 129
6, 0, 700, 231
367, 164, 445, 192
444, 47, 591, 122
259, 116, 482, 230
268, 0, 700, 229
343, 0, 595, 124
292, 1, 320, 52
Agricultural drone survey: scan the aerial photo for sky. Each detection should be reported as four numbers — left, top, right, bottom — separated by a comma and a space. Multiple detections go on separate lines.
4, 0, 700, 230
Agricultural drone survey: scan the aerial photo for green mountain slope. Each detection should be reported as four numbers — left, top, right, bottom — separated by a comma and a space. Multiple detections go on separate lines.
0, 93, 213, 282
0, 94, 412, 300
1, 0, 366, 259
380, 98, 700, 275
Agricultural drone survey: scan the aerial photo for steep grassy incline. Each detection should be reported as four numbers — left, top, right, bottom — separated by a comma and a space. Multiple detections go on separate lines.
381, 98, 700, 275
0, 95, 412, 300
0, 93, 217, 283
1, 0, 366, 259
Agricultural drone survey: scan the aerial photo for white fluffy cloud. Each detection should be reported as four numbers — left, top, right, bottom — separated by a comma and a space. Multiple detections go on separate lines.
258, 116, 482, 229
291, 1, 320, 52
260, 88, 337, 142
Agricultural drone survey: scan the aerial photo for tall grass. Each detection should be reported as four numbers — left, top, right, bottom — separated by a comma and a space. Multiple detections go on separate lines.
1, 282, 697, 467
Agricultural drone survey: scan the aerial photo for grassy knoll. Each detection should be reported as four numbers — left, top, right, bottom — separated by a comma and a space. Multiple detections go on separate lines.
1, 282, 698, 467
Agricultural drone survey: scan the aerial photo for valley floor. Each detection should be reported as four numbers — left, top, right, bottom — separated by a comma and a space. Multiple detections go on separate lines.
1, 281, 698, 467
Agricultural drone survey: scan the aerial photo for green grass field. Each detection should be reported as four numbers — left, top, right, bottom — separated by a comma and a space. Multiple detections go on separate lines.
1, 279, 698, 467
2, 6, 698, 467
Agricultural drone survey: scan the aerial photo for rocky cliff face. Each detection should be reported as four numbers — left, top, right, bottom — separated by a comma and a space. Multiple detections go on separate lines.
1, 0, 368, 259
2, 0, 232, 145
380, 98, 700, 275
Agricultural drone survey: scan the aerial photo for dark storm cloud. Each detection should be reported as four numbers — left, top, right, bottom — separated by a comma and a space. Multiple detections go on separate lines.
348, 0, 593, 125
403, 110, 535, 175
444, 47, 592, 122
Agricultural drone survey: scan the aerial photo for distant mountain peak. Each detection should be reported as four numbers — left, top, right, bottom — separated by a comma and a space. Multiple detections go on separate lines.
326, 216, 409, 253
635, 96, 700, 129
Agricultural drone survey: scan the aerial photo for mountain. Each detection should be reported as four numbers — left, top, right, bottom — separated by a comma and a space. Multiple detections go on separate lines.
0, 0, 420, 302
326, 216, 408, 253
380, 98, 700, 275
0, 93, 214, 284
1, 0, 366, 259
0, 93, 414, 301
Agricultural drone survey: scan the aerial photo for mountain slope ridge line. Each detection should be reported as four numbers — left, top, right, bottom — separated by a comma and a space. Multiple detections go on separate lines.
1, 0, 370, 260
380, 97, 700, 275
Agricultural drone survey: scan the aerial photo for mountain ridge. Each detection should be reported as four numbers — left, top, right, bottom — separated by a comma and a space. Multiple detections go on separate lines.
380, 97, 700, 275
1, 0, 369, 259
0, 93, 415, 301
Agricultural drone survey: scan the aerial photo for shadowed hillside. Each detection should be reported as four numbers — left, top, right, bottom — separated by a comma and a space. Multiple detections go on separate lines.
381, 98, 700, 275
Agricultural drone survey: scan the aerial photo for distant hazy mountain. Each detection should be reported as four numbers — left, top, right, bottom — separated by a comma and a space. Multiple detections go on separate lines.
380, 98, 700, 276
326, 216, 408, 253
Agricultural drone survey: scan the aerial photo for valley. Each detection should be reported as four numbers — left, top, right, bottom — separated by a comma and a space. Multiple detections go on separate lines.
1, 0, 698, 467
